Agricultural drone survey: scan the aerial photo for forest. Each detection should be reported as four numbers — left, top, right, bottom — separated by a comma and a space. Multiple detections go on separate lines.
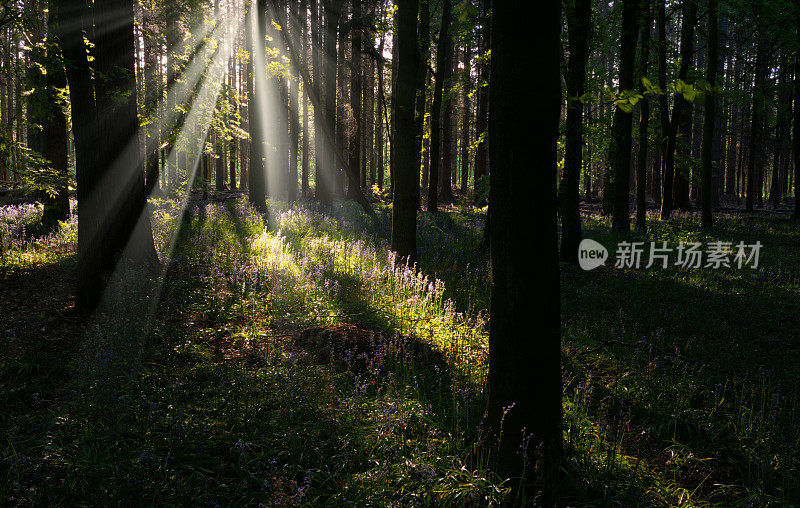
1, 0, 799, 504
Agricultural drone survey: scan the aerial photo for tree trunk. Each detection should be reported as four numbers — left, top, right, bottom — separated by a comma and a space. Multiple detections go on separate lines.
413, 0, 430, 206
793, 47, 800, 220
657, 0, 672, 218
439, 39, 455, 205
247, 0, 267, 212
460, 38, 471, 194
701, 0, 718, 229
611, 0, 641, 232
558, 0, 591, 261
301, 4, 310, 196
770, 54, 788, 209
53, 0, 103, 311
347, 0, 362, 200
94, 0, 159, 270
427, 0, 452, 212
473, 0, 490, 198
483, 0, 562, 483
667, 0, 697, 213
635, 5, 652, 230
390, 0, 419, 263
40, 39, 71, 228
746, 38, 767, 212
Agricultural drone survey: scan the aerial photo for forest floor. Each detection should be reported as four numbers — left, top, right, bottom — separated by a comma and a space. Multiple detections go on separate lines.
1, 192, 799, 506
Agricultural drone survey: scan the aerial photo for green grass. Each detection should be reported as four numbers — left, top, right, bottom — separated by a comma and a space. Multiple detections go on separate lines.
2, 196, 799, 506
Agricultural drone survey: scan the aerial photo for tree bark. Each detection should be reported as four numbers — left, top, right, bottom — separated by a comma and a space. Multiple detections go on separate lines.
473, 0, 490, 198
746, 37, 767, 212
413, 0, 430, 207
635, 5, 652, 231
247, 0, 267, 212
390, 0, 419, 263
94, 0, 159, 270
666, 0, 697, 214
701, 0, 718, 229
347, 0, 362, 200
483, 0, 562, 482
657, 0, 672, 218
460, 38, 471, 194
40, 38, 71, 228
54, 0, 103, 311
610, 0, 641, 232
427, 0, 452, 212
793, 46, 800, 220
558, 0, 591, 261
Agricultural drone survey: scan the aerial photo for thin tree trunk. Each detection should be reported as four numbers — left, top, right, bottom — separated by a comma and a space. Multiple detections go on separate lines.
635, 5, 652, 231
347, 0, 362, 200
413, 0, 430, 206
701, 0, 718, 229
657, 0, 673, 218
611, 0, 641, 232
793, 47, 800, 219
473, 0, 490, 198
427, 0, 452, 212
746, 38, 767, 212
668, 0, 697, 213
460, 38, 471, 194
558, 0, 591, 260
247, 0, 267, 212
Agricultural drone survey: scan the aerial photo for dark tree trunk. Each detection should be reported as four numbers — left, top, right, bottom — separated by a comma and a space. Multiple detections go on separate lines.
701, 0, 718, 229
460, 39, 471, 194
54, 0, 103, 311
376, 32, 386, 191
483, 0, 562, 482
390, 0, 419, 262
610, 0, 641, 233
323, 0, 345, 200
311, 0, 326, 201
726, 35, 743, 196
413, 0, 430, 207
347, 0, 362, 200
40, 40, 70, 228
770, 55, 788, 209
426, 0, 452, 211
439, 39, 455, 205
711, 13, 727, 208
247, 0, 267, 212
94, 0, 159, 270
427, 0, 452, 212
657, 0, 672, 218
667, 0, 697, 213
558, 0, 591, 261
793, 47, 800, 220
300, 1, 309, 196
215, 144, 226, 191
473, 0, 490, 198
635, 5, 652, 231
746, 38, 767, 212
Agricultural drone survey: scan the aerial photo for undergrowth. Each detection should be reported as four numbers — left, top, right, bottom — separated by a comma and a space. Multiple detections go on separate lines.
1, 196, 798, 506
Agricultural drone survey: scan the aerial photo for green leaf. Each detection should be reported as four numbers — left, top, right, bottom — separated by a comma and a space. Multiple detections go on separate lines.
617, 101, 634, 113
